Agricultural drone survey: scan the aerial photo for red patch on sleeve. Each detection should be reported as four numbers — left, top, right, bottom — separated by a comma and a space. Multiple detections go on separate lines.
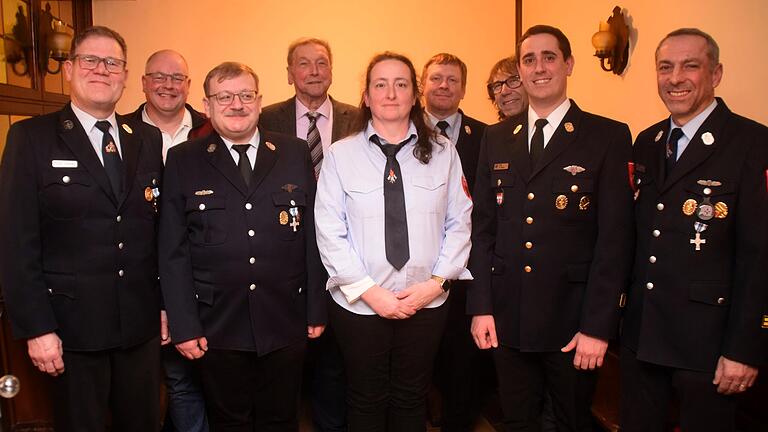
462, 176, 472, 199
628, 162, 637, 192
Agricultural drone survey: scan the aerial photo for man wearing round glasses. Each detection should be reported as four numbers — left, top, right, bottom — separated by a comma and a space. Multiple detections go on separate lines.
0, 26, 164, 431
159, 62, 327, 430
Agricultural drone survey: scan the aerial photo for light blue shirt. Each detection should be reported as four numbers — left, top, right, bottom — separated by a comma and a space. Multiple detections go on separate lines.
315, 121, 473, 315
668, 99, 718, 161
426, 111, 462, 145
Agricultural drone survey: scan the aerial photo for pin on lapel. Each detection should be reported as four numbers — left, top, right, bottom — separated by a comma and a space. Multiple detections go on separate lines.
564, 122, 574, 133
654, 130, 663, 142
266, 141, 276, 151
121, 124, 133, 134
701, 132, 714, 145
464, 125, 472, 135
62, 120, 74, 130
207, 143, 217, 153
513, 124, 522, 135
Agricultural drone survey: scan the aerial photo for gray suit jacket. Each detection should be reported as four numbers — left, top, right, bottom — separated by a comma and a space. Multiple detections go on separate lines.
259, 96, 358, 143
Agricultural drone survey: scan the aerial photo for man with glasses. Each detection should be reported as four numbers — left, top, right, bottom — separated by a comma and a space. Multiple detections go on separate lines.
0, 26, 164, 431
159, 62, 327, 430
259, 37, 356, 432
127, 49, 209, 432
419, 52, 488, 432
468, 25, 634, 431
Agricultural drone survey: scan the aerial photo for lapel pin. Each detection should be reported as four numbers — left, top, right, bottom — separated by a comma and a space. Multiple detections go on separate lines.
62, 120, 74, 130
654, 130, 663, 142
121, 124, 133, 134
464, 125, 471, 135
564, 122, 574, 133
563, 165, 586, 176
701, 132, 714, 145
207, 143, 217, 153
266, 141, 276, 151
513, 124, 522, 135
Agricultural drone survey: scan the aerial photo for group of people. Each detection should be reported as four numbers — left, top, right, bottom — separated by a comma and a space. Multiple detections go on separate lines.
0, 21, 765, 432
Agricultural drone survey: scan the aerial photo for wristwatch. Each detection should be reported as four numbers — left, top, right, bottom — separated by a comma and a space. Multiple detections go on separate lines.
431, 275, 449, 292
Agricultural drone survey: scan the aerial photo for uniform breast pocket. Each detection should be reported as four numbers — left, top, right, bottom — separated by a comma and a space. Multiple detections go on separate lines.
185, 196, 228, 245
40, 169, 92, 220
272, 190, 307, 241
552, 176, 596, 224
410, 175, 446, 213
491, 172, 515, 220
346, 180, 383, 218
135, 171, 160, 220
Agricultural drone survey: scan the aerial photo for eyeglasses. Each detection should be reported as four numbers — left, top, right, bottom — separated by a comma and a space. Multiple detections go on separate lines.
487, 75, 522, 94
206, 90, 258, 106
72, 55, 127, 73
145, 72, 188, 84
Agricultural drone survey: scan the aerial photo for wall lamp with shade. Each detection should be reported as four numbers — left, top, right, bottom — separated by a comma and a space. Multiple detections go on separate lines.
591, 6, 629, 75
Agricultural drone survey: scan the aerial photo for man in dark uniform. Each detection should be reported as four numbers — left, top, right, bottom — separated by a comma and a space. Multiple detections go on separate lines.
0, 26, 163, 431
420, 52, 488, 432
468, 25, 634, 431
159, 61, 327, 431
258, 37, 355, 432
621, 28, 768, 432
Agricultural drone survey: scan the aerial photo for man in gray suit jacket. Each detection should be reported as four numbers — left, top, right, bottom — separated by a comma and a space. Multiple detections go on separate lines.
258, 37, 357, 432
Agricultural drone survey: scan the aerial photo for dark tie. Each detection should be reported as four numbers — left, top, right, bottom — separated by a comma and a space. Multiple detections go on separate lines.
371, 135, 410, 270
530, 118, 548, 166
666, 128, 684, 176
307, 112, 322, 179
436, 120, 450, 139
232, 144, 253, 187
95, 120, 123, 197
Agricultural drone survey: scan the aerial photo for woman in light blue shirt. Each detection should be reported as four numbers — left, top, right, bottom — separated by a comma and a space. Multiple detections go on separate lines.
315, 52, 472, 431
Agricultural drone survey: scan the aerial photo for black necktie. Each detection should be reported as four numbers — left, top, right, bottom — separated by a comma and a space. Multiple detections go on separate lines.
666, 128, 683, 176
436, 120, 450, 139
232, 144, 252, 187
307, 112, 322, 179
530, 118, 548, 166
371, 135, 410, 270
95, 120, 123, 197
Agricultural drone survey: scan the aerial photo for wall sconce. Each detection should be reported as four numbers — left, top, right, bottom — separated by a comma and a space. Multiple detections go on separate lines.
39, 3, 74, 75
591, 6, 629, 75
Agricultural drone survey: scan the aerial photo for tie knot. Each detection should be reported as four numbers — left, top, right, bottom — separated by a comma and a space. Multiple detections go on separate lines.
534, 118, 548, 129
436, 120, 449, 134
668, 128, 684, 143
307, 111, 319, 121
371, 135, 408, 158
95, 120, 111, 134
232, 144, 250, 155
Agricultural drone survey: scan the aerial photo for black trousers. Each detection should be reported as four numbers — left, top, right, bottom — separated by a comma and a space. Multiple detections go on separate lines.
331, 298, 449, 432
52, 336, 161, 432
433, 282, 493, 432
197, 341, 306, 432
620, 346, 737, 432
307, 322, 347, 432
493, 345, 597, 432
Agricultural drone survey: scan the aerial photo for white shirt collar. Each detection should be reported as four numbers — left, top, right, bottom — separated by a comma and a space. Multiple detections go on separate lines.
221, 130, 261, 150
670, 99, 718, 141
70, 103, 118, 135
296, 96, 332, 119
527, 98, 571, 133
142, 105, 193, 133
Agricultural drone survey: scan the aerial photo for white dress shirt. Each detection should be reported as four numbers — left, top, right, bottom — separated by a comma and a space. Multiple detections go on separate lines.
70, 103, 121, 165
295, 97, 333, 153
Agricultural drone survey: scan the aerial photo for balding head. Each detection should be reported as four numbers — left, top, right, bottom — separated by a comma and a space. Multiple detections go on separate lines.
141, 49, 191, 118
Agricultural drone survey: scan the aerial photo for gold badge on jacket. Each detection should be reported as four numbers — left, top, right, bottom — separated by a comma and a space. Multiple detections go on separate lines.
563, 122, 574, 133
464, 125, 472, 135
714, 202, 728, 219
555, 195, 568, 210
654, 130, 663, 142
563, 165, 586, 176
579, 196, 590, 210
279, 210, 289, 225
282, 183, 298, 193
266, 141, 276, 151
513, 124, 522, 135
121, 124, 133, 134
207, 143, 217, 153
682, 199, 697, 216
493, 163, 509, 171
144, 187, 154, 202
194, 190, 214, 196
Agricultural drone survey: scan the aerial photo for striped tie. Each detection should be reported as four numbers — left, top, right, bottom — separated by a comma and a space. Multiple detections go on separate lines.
306, 112, 322, 179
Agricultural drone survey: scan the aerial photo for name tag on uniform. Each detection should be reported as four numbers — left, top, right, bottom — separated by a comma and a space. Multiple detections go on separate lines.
51, 160, 78, 168
493, 163, 509, 171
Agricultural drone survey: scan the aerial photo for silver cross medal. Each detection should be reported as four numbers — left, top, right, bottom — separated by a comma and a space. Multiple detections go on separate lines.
289, 207, 300, 232
690, 233, 706, 251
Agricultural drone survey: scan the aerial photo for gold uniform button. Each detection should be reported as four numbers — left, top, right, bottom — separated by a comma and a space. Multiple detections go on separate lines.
649, 256, 657, 263
570, 185, 579, 193
248, 230, 255, 237
245, 203, 253, 210
646, 282, 654, 290
526, 217, 534, 224
652, 230, 661, 237
525, 241, 533, 249
249, 284, 256, 291
656, 203, 665, 211
717, 297, 725, 305
524, 266, 532, 273
527, 192, 535, 200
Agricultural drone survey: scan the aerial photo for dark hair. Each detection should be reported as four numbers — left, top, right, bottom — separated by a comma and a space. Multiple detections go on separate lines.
351, 51, 436, 164
486, 56, 519, 120
421, 52, 467, 88
656, 28, 720, 70
69, 25, 127, 61
203, 62, 259, 96
287, 37, 333, 66
517, 25, 572, 63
